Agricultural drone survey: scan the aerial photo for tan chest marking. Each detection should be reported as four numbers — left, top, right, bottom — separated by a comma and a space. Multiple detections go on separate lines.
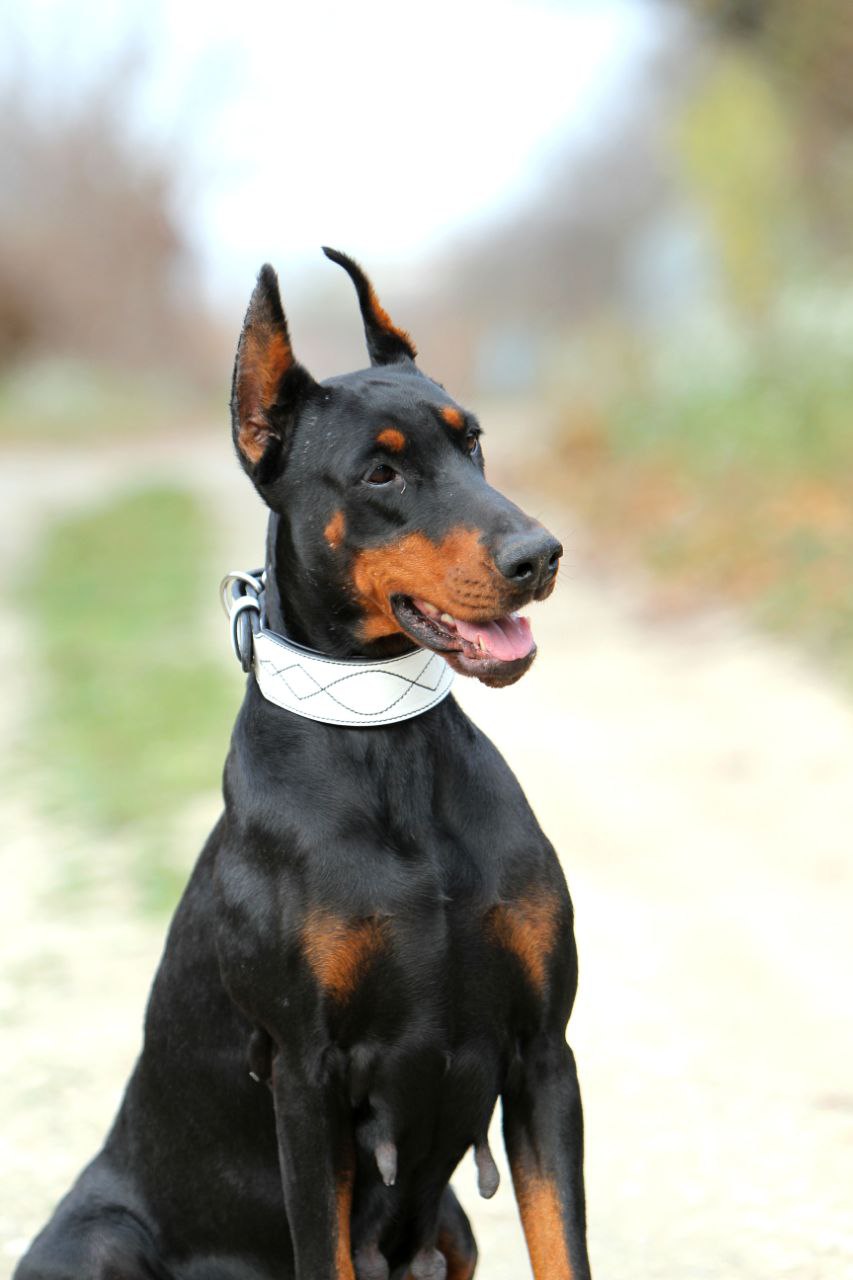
301, 910, 388, 1000
488, 891, 559, 994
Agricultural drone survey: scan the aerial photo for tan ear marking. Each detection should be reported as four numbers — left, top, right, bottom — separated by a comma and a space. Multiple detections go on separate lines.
367, 283, 416, 354
233, 266, 299, 465
237, 327, 293, 417
238, 413, 275, 464
322, 247, 417, 365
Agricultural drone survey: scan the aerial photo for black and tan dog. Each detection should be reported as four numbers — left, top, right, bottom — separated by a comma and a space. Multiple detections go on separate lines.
16, 251, 591, 1280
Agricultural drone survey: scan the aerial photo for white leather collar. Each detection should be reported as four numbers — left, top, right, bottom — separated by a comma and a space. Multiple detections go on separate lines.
221, 568, 454, 726
252, 627, 455, 726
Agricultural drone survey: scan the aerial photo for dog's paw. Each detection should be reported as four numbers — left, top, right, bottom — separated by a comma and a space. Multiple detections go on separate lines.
408, 1247, 447, 1280
355, 1241, 390, 1280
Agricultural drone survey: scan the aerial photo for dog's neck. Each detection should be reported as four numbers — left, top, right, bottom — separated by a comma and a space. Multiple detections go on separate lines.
263, 514, 325, 650
263, 514, 413, 661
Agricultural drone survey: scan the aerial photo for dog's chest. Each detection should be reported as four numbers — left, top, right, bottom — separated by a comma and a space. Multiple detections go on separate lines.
223, 711, 573, 1047
290, 862, 569, 1185
296, 850, 566, 1041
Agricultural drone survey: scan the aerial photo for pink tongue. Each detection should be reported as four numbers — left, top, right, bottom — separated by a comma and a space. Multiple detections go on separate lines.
453, 613, 534, 662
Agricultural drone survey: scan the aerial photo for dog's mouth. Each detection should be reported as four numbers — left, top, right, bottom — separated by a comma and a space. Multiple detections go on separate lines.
391, 595, 537, 688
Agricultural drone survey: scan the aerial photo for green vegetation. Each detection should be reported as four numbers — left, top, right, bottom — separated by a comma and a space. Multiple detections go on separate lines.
26, 486, 235, 911
678, 50, 800, 320
547, 16, 853, 696
553, 330, 853, 690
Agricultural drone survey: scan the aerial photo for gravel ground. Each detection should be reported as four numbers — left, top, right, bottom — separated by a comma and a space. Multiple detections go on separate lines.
1, 430, 851, 1278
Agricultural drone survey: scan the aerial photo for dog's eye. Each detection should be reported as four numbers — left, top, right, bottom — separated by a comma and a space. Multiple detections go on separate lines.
465, 432, 480, 457
364, 463, 397, 486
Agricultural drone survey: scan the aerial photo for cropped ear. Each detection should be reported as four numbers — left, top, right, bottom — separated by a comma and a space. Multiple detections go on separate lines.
322, 246, 417, 367
231, 264, 316, 483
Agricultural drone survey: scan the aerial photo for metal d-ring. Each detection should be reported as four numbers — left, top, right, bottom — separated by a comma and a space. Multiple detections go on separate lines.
219, 569, 264, 619
220, 568, 265, 672
229, 596, 260, 670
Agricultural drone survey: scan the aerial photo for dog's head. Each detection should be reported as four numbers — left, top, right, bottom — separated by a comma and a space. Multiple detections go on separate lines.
230, 249, 561, 688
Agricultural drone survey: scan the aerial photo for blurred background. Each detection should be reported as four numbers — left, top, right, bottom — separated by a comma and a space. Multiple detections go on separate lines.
1, 1, 852, 1277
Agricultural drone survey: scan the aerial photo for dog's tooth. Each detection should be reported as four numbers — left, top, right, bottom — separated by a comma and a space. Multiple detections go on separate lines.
422, 603, 439, 617
477, 635, 485, 651
474, 1140, 500, 1199
440, 612, 455, 625
375, 1139, 397, 1187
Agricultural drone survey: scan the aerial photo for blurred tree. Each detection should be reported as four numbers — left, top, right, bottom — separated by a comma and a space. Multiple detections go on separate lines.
0, 43, 220, 381
438, 80, 680, 361
684, 0, 853, 256
676, 48, 799, 318
457, 112, 675, 327
692, 0, 853, 126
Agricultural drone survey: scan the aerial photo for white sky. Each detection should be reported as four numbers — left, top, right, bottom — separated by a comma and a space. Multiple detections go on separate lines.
9, 0, 660, 300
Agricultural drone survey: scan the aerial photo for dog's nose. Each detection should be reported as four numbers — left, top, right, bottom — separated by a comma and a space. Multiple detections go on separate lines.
495, 530, 562, 591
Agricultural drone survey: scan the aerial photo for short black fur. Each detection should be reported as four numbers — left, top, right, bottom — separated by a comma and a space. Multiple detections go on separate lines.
16, 252, 591, 1280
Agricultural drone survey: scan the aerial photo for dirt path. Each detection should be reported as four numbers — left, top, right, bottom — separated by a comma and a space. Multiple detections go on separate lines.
1, 433, 851, 1278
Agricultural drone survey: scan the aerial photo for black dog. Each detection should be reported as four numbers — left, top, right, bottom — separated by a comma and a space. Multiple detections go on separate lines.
16, 250, 591, 1280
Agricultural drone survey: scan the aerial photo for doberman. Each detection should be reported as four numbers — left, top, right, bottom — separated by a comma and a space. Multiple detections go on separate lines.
16, 250, 592, 1280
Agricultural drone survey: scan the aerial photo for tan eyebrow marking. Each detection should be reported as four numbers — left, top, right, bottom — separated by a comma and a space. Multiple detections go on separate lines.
441, 407, 465, 430
376, 427, 406, 452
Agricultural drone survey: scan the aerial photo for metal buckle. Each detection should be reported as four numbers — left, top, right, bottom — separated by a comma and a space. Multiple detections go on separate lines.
220, 569, 265, 673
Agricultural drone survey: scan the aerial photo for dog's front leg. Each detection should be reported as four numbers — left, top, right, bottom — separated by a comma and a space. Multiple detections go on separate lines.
502, 1036, 592, 1280
270, 1043, 355, 1280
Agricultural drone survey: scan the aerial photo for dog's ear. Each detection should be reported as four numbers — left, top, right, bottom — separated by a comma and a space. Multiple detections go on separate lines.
231, 264, 317, 483
322, 247, 417, 367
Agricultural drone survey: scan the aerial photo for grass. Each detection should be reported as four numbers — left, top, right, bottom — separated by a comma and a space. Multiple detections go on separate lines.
549, 336, 853, 691
26, 486, 236, 912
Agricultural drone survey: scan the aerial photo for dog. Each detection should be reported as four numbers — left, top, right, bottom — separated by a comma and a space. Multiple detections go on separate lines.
16, 249, 591, 1280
